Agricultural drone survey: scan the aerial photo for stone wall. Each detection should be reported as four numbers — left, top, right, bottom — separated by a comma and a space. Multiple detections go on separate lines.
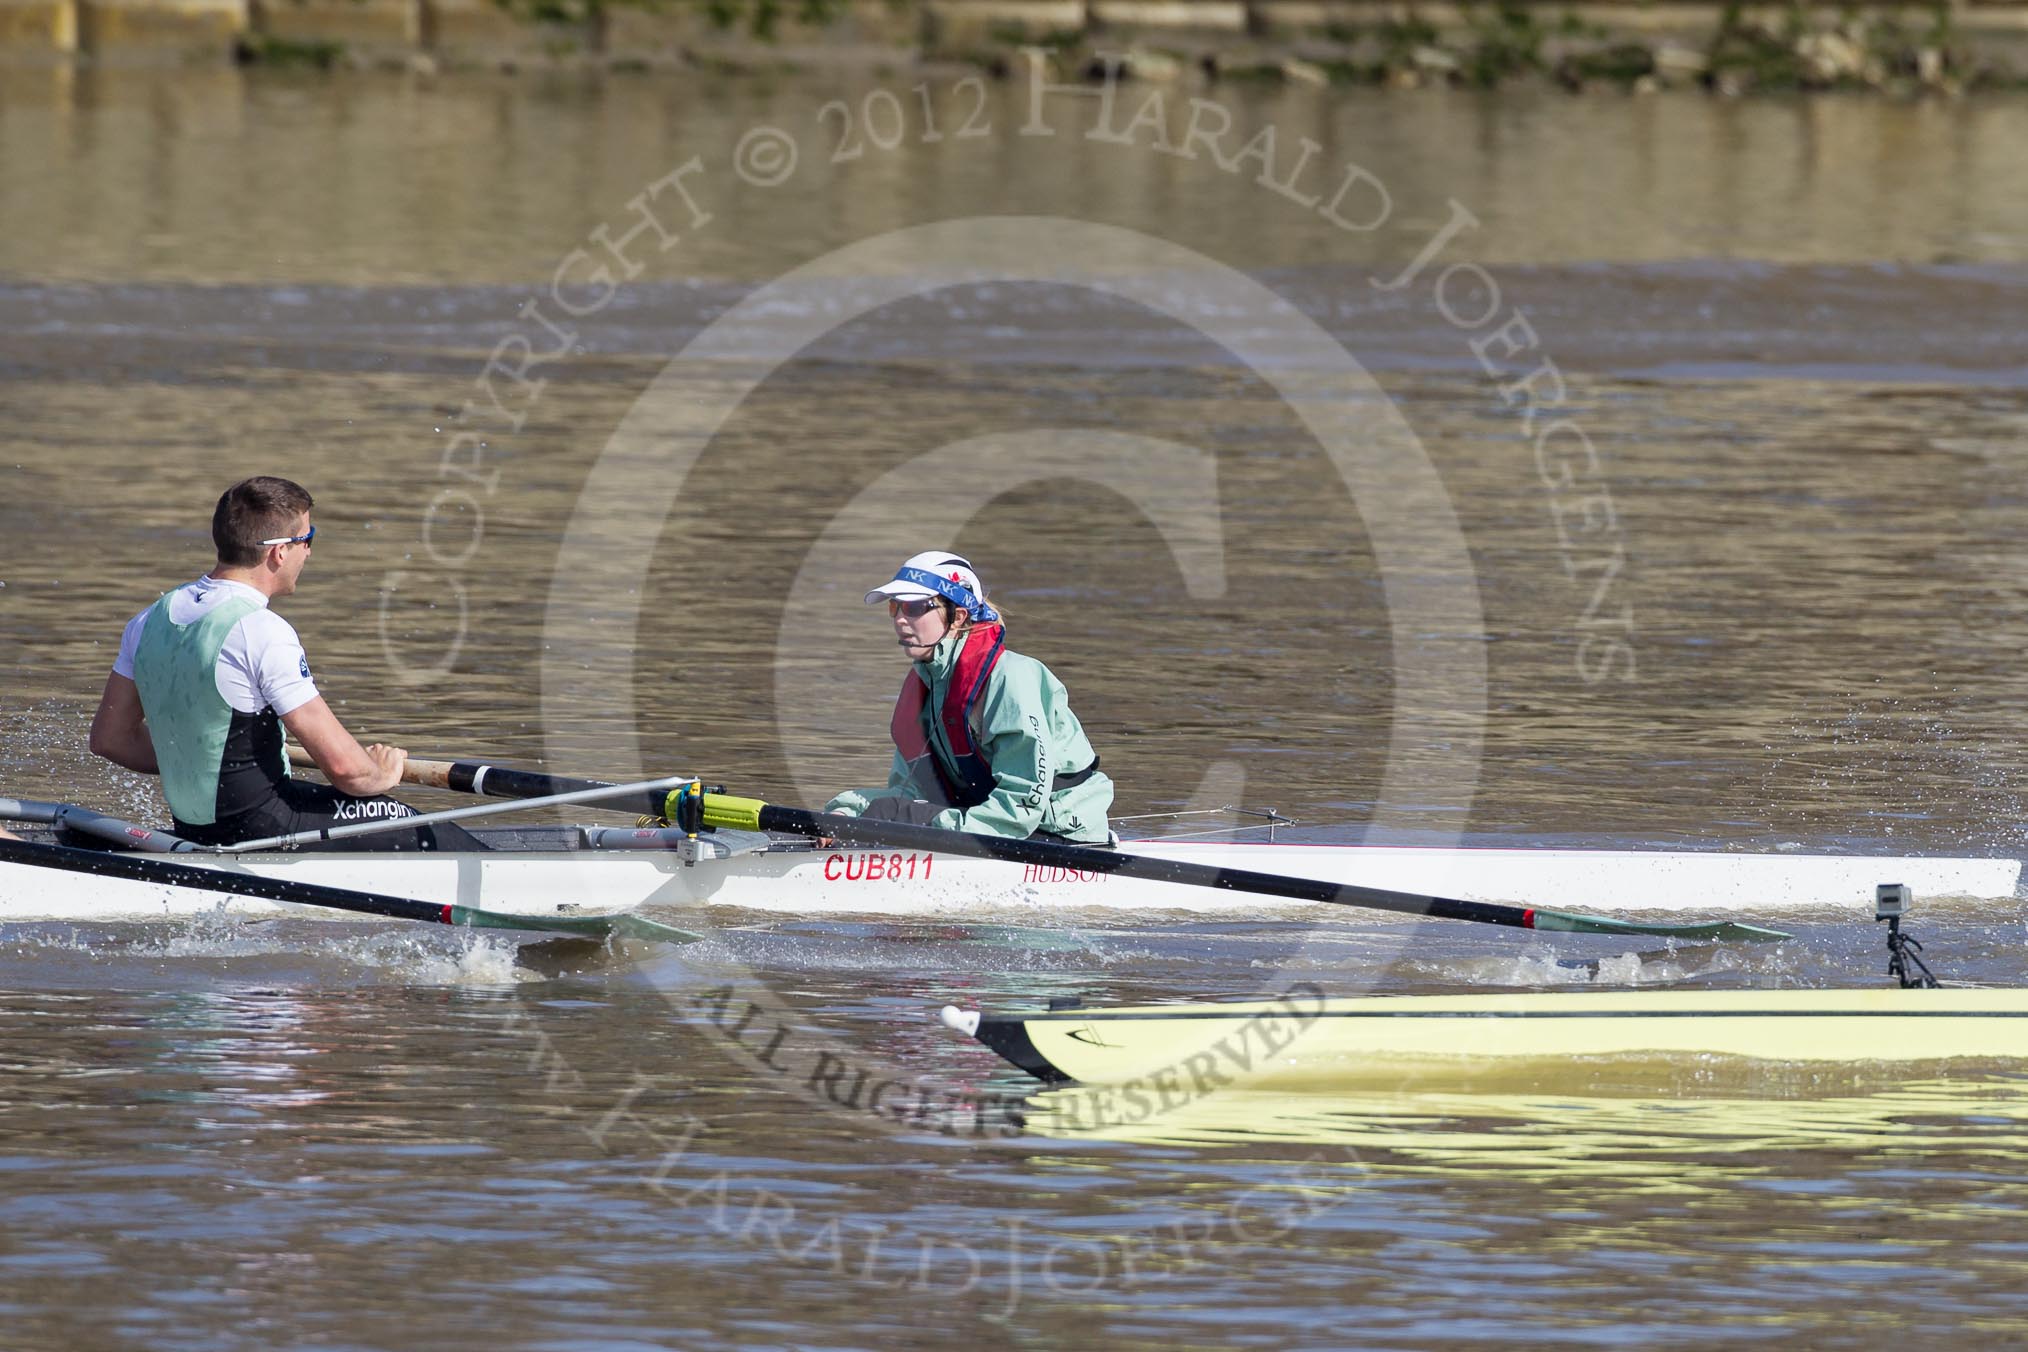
0, 0, 2020, 94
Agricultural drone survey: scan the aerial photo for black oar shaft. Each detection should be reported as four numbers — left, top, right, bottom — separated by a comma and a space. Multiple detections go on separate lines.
0, 835, 699, 941
399, 769, 1507, 925
383, 759, 1789, 943
756, 805, 1525, 929
431, 761, 673, 819
0, 835, 466, 925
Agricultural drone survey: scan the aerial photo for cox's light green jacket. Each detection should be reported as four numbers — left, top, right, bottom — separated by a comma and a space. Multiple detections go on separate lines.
825, 628, 1112, 843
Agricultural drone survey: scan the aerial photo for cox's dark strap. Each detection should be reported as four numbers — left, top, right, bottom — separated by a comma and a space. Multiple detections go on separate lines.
1051, 755, 1100, 792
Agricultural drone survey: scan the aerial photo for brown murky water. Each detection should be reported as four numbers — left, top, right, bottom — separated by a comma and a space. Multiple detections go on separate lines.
4, 68, 2028, 1348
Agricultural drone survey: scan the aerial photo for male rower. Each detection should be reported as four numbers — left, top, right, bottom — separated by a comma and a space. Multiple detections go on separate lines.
88, 476, 479, 851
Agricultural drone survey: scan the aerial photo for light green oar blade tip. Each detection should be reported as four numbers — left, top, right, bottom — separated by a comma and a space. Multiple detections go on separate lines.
608, 913, 708, 944
1530, 908, 1793, 943
449, 905, 705, 945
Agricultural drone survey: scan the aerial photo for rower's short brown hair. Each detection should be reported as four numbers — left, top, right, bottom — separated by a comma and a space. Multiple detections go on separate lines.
213, 477, 314, 567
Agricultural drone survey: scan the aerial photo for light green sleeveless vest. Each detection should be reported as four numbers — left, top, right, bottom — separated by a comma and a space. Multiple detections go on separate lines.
131, 590, 264, 826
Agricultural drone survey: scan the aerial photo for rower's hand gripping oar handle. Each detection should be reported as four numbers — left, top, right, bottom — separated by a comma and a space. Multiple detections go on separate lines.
286, 745, 456, 790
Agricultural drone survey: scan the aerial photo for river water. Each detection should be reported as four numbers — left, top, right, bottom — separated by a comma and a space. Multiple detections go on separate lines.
4, 66, 2028, 1347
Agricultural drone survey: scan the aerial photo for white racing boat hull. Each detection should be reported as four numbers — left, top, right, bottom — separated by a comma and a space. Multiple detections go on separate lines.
0, 834, 2015, 924
692, 841, 2022, 915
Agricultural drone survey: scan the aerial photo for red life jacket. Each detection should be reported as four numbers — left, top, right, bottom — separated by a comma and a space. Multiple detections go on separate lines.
890, 624, 1006, 809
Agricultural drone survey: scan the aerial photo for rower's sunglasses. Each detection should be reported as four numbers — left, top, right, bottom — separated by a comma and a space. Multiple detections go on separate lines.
259, 525, 317, 548
887, 597, 942, 619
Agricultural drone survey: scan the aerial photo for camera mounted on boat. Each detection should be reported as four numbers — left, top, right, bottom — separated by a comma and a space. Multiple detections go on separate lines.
1875, 882, 1940, 989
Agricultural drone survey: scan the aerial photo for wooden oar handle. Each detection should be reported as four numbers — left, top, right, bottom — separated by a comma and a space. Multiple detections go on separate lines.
285, 745, 456, 790
399, 757, 456, 789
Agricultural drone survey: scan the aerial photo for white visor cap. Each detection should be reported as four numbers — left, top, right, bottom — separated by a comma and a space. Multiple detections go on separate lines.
864, 551, 990, 612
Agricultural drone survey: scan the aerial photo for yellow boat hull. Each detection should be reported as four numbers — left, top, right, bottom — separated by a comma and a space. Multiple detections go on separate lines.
947, 985, 2028, 1091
